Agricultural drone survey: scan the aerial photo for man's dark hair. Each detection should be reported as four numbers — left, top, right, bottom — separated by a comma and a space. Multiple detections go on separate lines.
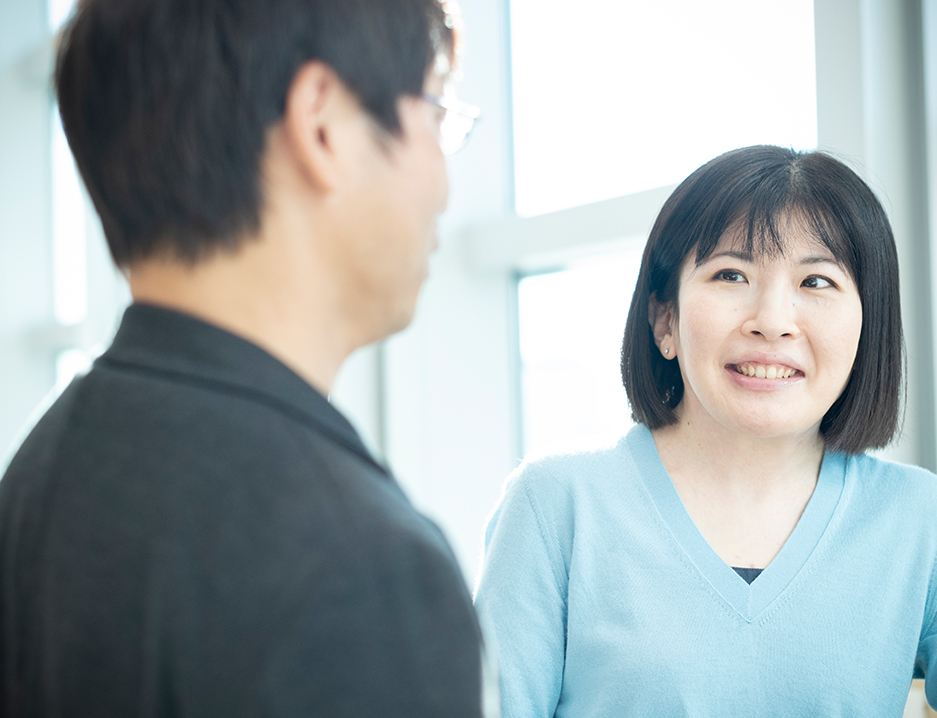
621, 145, 904, 455
55, 0, 454, 266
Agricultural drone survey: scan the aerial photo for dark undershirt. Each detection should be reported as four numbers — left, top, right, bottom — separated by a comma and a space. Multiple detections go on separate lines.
732, 567, 764, 584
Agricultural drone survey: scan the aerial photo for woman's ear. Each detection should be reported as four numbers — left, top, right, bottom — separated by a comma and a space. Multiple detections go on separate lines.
648, 294, 677, 360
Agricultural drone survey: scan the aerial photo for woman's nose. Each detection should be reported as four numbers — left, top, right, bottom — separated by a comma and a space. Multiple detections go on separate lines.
742, 286, 800, 341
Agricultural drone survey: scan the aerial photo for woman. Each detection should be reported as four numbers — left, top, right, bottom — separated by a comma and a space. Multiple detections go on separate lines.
474, 146, 937, 717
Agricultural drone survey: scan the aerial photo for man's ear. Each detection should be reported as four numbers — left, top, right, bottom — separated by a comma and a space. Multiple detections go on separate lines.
648, 293, 676, 359
280, 61, 350, 192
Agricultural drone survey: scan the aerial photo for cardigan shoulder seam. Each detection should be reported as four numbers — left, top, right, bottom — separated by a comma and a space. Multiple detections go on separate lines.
518, 463, 572, 608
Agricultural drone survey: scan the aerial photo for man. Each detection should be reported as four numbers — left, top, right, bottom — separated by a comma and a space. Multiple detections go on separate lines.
0, 0, 488, 715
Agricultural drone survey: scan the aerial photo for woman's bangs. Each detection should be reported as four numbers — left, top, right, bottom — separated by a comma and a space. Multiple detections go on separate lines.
694, 201, 856, 280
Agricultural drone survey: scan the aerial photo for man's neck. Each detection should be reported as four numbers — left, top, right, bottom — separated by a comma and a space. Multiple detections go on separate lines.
127, 243, 357, 396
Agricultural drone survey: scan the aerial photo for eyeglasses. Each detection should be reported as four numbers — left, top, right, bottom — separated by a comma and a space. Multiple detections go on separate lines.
421, 93, 481, 155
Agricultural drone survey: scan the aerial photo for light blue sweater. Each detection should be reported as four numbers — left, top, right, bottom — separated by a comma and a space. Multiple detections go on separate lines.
474, 425, 937, 717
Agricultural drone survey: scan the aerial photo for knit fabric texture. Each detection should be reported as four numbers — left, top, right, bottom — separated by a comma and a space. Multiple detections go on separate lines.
475, 424, 937, 717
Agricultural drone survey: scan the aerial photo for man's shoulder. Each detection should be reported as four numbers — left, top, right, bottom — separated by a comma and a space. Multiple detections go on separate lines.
2, 356, 416, 539
26, 350, 366, 478
0, 353, 476, 628
0, 367, 482, 718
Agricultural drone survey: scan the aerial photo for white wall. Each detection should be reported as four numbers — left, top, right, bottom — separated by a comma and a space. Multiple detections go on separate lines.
815, 0, 935, 468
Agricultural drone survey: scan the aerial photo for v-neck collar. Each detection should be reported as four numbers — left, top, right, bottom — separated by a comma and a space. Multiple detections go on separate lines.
625, 424, 845, 622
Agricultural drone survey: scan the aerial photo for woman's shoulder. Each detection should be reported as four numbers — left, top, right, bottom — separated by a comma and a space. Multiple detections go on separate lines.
841, 451, 937, 510
503, 426, 648, 505
845, 451, 937, 486
517, 425, 636, 473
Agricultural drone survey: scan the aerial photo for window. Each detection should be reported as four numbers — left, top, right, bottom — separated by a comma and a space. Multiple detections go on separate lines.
48, 0, 75, 31
511, 0, 819, 458
510, 0, 818, 217
50, 0, 87, 332
51, 109, 87, 328
517, 246, 643, 457
48, 0, 94, 389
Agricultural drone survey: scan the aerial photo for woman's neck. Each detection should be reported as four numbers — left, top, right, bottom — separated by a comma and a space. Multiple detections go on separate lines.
650, 407, 825, 569
651, 404, 825, 497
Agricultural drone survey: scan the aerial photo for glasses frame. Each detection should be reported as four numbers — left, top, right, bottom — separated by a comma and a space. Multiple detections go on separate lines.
421, 93, 481, 155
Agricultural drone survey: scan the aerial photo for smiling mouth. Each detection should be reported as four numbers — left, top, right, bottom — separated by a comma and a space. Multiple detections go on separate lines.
732, 363, 802, 379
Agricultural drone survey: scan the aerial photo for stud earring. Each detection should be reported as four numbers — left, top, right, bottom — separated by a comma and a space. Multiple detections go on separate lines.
663, 348, 670, 355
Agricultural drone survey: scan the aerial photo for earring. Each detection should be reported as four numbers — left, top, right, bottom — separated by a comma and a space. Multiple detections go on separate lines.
663, 348, 670, 355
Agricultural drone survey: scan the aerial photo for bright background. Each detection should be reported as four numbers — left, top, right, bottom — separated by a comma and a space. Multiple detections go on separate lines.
2, 1, 937, 612
511, 0, 818, 216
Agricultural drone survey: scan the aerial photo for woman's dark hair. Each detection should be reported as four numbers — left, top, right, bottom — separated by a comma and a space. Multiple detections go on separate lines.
55, 0, 454, 266
621, 145, 903, 454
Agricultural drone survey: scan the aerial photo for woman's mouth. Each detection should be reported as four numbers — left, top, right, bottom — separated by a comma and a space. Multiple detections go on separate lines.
732, 363, 801, 379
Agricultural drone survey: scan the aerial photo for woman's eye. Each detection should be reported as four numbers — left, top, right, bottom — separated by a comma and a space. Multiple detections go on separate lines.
716, 269, 745, 283
802, 275, 833, 289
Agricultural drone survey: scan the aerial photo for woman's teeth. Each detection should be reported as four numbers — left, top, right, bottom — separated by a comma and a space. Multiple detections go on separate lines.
734, 363, 797, 379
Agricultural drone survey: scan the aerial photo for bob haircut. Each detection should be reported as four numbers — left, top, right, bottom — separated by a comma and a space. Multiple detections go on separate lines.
55, 0, 454, 266
621, 145, 903, 455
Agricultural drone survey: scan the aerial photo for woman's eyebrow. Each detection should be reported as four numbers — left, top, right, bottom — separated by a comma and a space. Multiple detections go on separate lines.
799, 255, 842, 267
707, 250, 752, 262
704, 251, 845, 268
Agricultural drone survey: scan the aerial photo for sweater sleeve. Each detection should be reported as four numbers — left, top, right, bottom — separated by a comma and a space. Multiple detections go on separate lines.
920, 571, 937, 710
474, 462, 573, 718
923, 636, 937, 711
